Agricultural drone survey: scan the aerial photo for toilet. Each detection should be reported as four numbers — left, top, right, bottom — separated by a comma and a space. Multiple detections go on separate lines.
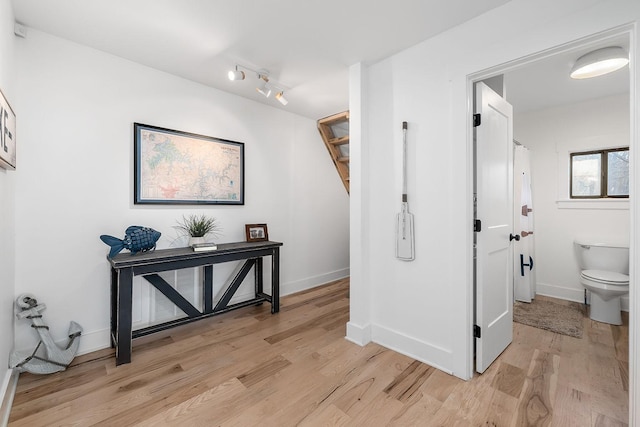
574, 239, 629, 325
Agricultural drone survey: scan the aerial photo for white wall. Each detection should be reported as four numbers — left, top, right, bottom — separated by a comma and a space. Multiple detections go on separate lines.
350, 0, 640, 388
514, 94, 630, 304
12, 29, 349, 355
346, 63, 375, 346
0, 0, 16, 402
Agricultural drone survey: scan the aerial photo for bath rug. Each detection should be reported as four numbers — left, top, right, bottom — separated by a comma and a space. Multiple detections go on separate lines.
513, 299, 584, 338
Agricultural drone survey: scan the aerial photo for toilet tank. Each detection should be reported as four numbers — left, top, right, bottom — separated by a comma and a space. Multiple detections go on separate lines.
574, 238, 629, 274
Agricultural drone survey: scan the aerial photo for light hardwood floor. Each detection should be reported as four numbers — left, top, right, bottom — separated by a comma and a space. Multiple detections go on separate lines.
8, 279, 628, 426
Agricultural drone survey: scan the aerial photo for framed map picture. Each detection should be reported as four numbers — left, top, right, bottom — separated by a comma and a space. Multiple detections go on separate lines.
0, 88, 16, 170
134, 123, 244, 205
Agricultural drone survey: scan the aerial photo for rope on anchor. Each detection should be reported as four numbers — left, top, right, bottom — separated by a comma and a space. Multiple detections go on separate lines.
13, 340, 71, 369
65, 331, 82, 350
14, 341, 43, 368
27, 314, 49, 331
28, 355, 71, 369
26, 314, 49, 330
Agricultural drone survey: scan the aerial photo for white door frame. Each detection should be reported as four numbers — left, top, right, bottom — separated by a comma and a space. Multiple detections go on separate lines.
466, 25, 637, 421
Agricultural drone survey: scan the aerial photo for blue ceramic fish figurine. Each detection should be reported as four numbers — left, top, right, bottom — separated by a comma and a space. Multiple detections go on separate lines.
100, 226, 161, 258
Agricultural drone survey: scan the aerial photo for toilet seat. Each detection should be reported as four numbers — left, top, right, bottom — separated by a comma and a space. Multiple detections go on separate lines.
581, 269, 629, 285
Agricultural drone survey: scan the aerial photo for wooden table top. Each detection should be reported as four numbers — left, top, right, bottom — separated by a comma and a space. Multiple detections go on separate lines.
108, 240, 283, 268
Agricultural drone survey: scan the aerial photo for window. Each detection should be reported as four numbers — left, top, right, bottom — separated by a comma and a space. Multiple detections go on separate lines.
570, 148, 629, 198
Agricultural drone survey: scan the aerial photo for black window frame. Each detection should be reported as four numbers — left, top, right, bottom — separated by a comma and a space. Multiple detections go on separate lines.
569, 147, 629, 199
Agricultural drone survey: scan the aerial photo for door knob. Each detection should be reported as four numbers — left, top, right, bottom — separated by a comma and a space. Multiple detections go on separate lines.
510, 233, 520, 241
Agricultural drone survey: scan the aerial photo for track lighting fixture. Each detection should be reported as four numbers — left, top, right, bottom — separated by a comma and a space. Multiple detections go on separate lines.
275, 91, 288, 105
570, 46, 629, 79
228, 64, 289, 106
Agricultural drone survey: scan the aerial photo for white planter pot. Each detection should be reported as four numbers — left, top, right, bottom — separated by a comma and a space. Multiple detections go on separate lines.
188, 236, 206, 246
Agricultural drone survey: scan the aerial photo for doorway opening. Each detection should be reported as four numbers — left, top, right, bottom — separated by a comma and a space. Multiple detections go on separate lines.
469, 26, 634, 411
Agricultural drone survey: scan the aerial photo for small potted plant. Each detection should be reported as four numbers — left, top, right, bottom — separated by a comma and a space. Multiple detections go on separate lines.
175, 214, 221, 246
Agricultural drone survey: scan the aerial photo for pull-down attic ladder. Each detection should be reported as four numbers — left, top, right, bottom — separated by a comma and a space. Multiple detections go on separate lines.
317, 111, 350, 194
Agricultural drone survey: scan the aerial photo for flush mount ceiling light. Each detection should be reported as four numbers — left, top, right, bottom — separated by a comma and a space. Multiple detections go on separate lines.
570, 46, 629, 79
228, 64, 290, 106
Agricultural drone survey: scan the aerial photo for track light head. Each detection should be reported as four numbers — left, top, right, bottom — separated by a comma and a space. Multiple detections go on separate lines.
256, 75, 272, 97
228, 68, 245, 81
275, 91, 288, 105
257, 83, 272, 98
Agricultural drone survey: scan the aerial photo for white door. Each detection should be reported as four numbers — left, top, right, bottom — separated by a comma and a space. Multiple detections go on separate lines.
475, 82, 514, 374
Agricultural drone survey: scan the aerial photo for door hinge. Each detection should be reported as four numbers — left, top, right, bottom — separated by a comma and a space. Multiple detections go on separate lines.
474, 325, 481, 338
473, 114, 481, 127
474, 219, 481, 232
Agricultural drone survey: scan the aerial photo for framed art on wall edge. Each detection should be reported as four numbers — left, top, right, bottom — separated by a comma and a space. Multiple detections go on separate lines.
0, 88, 16, 170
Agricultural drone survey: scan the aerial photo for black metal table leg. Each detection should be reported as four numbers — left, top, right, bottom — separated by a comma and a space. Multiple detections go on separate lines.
204, 265, 213, 313
272, 248, 280, 313
115, 268, 133, 366
110, 267, 117, 348
255, 257, 263, 296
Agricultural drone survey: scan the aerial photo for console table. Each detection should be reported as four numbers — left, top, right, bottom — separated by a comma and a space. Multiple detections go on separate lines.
108, 240, 282, 365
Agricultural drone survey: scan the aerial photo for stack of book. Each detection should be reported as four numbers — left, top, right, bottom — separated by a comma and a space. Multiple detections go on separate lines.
191, 242, 218, 252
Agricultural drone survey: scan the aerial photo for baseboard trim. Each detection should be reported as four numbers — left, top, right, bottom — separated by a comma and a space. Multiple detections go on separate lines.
345, 321, 372, 346
0, 369, 19, 427
371, 325, 453, 375
536, 282, 584, 303
281, 268, 350, 297
536, 282, 630, 311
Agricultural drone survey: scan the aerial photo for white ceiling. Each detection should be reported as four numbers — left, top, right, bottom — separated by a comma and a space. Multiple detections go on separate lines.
505, 35, 630, 114
11, 0, 512, 120
11, 1, 630, 120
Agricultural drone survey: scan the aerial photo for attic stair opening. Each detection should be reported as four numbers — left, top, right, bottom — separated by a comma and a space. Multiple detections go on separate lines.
317, 111, 350, 194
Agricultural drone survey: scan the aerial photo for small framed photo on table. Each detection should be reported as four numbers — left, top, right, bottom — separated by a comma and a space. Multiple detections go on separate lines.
245, 224, 269, 242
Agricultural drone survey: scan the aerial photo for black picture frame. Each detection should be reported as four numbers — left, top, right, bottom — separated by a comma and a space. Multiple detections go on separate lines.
134, 123, 244, 205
